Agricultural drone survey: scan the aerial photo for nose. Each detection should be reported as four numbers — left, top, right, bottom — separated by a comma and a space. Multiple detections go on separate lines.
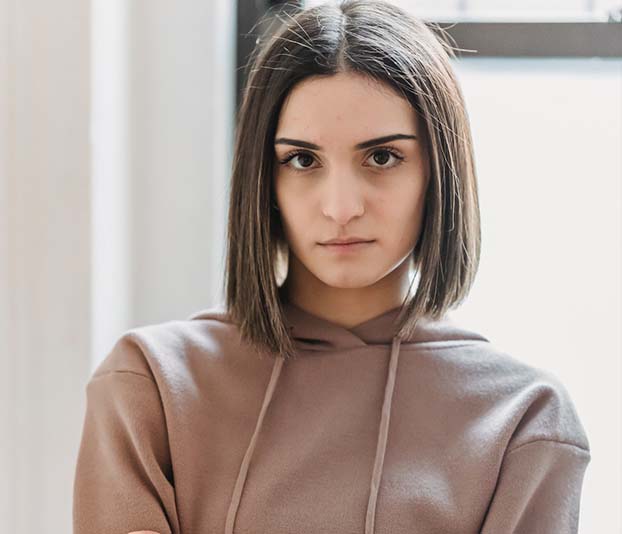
320, 167, 365, 225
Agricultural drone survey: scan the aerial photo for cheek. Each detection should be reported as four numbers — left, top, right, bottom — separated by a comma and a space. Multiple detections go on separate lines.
376, 182, 427, 245
378, 180, 423, 219
276, 188, 312, 242
275, 175, 302, 211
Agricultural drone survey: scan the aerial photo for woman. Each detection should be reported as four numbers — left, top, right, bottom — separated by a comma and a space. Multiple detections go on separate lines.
73, 1, 591, 533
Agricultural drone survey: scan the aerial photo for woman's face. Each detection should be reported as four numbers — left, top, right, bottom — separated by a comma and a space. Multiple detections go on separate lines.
273, 71, 430, 294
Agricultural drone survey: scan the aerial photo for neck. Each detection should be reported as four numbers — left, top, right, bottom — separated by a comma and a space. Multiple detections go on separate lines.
280, 253, 415, 329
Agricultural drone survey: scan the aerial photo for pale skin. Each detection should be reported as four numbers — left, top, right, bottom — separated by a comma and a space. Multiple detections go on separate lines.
126, 72, 430, 534
275, 70, 431, 328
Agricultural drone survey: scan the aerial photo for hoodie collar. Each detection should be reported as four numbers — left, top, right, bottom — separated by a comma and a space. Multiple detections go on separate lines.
281, 299, 406, 350
187, 299, 489, 351
280, 299, 487, 351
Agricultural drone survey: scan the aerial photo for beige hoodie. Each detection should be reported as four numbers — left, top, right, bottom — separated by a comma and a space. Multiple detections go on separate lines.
73, 299, 591, 533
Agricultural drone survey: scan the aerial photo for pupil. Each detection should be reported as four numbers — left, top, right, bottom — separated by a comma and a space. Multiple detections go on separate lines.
300, 154, 313, 167
374, 151, 390, 165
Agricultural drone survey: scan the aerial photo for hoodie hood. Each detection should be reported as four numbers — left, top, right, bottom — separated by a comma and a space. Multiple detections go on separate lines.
187, 300, 489, 534
280, 299, 488, 350
188, 299, 488, 352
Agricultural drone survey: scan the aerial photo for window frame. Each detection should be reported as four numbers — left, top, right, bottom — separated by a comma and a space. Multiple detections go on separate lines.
235, 0, 622, 111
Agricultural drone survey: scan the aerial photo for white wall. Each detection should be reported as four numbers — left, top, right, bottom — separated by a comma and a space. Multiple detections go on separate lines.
91, 0, 235, 368
0, 0, 12, 525
450, 57, 621, 533
124, 0, 233, 342
0, 0, 235, 531
0, 1, 92, 532
91, 0, 133, 381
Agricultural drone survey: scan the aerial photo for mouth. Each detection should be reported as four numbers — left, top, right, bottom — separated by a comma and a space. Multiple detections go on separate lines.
319, 239, 376, 252
320, 237, 375, 245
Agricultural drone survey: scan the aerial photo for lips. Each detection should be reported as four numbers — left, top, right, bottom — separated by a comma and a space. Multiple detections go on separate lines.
320, 238, 374, 245
319, 240, 375, 254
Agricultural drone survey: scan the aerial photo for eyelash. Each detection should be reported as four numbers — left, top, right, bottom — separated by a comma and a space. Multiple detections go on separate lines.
278, 147, 405, 173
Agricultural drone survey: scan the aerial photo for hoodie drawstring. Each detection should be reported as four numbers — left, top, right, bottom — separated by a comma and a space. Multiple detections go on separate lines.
224, 355, 285, 534
224, 334, 402, 534
365, 334, 402, 534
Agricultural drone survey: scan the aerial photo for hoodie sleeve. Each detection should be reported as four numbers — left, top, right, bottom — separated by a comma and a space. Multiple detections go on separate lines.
479, 366, 591, 534
72, 333, 180, 534
479, 438, 591, 533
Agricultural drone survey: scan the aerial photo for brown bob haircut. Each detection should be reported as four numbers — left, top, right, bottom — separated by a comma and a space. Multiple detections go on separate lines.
224, 0, 481, 360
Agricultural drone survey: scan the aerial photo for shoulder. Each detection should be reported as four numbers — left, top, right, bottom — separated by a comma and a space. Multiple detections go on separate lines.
456, 339, 590, 455
419, 315, 590, 454
504, 358, 590, 454
91, 304, 244, 386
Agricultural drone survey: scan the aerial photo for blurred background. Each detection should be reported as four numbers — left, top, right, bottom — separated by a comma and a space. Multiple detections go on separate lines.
0, 0, 620, 532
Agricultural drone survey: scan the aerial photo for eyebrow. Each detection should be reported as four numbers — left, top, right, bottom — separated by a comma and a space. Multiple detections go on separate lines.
274, 133, 417, 151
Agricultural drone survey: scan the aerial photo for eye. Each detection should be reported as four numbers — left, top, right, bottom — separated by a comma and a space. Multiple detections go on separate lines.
364, 147, 405, 169
278, 150, 317, 172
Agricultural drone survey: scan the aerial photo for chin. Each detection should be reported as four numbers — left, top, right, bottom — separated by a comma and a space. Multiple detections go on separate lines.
314, 268, 381, 289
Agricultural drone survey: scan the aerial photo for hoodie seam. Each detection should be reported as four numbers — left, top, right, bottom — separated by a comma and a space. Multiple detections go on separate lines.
295, 341, 486, 354
505, 438, 591, 457
90, 369, 156, 383
403, 341, 486, 350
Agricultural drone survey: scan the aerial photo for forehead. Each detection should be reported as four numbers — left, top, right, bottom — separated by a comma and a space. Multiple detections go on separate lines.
275, 72, 418, 142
